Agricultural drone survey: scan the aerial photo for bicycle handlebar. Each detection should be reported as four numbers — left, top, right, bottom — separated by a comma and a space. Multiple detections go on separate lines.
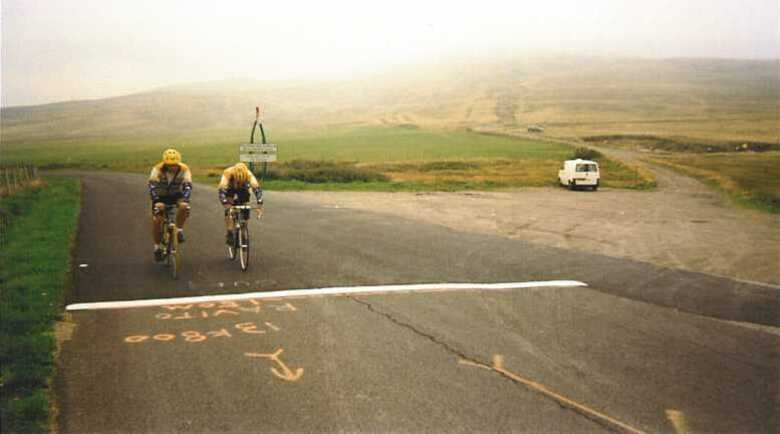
229, 204, 263, 221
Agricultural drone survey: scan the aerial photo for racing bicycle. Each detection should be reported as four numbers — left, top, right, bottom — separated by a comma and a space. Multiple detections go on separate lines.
226, 204, 262, 271
158, 204, 181, 279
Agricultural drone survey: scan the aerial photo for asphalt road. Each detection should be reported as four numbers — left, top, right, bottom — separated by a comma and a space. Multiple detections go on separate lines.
56, 172, 779, 433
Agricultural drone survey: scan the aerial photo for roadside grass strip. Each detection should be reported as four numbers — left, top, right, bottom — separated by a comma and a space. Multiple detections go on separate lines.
0, 178, 81, 433
645, 153, 780, 213
66, 280, 588, 311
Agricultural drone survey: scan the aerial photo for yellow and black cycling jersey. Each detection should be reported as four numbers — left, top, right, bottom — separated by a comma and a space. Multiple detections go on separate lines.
148, 162, 193, 201
218, 163, 262, 204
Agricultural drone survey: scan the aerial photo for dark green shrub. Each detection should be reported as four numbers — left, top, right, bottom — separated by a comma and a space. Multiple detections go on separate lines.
264, 160, 388, 183
419, 161, 480, 172
572, 147, 603, 160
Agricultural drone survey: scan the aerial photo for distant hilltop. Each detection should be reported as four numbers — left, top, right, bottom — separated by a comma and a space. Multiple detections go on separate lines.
2, 56, 778, 144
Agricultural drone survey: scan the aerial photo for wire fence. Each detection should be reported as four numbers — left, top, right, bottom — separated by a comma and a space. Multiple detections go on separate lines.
0, 164, 40, 248
0, 207, 8, 250
1, 164, 39, 197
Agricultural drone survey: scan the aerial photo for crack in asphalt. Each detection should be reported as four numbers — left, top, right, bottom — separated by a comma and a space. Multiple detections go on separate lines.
348, 296, 625, 433
348, 296, 480, 364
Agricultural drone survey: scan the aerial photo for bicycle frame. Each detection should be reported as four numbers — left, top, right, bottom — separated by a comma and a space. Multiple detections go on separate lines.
226, 204, 260, 271
158, 204, 181, 279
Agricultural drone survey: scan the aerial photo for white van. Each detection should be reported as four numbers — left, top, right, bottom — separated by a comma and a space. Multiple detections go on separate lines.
559, 159, 600, 190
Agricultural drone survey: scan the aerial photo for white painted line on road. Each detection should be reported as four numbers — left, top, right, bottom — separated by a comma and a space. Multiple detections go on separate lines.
65, 280, 587, 311
666, 409, 690, 434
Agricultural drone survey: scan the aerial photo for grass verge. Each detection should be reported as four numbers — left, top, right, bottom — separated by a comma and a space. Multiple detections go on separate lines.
645, 152, 780, 213
0, 178, 81, 433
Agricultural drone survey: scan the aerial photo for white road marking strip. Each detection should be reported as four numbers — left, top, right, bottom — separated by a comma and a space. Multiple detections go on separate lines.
666, 409, 690, 434
65, 280, 587, 311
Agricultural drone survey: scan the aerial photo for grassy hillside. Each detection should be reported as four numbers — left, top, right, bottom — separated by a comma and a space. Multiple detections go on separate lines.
0, 56, 774, 195
3, 56, 777, 147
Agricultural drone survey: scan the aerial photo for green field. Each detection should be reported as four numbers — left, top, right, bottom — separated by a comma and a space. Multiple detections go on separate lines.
3, 126, 570, 167
645, 152, 780, 212
5, 57, 776, 194
3, 126, 653, 190
283, 126, 573, 161
7, 57, 780, 193
0, 178, 81, 433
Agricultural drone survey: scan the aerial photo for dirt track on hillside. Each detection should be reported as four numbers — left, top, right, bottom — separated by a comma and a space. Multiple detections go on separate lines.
283, 156, 780, 286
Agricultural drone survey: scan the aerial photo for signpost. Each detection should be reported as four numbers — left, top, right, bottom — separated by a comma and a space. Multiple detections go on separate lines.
245, 106, 276, 179
240, 143, 277, 163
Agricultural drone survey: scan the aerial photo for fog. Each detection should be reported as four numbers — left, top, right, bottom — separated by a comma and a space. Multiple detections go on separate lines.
2, 0, 778, 107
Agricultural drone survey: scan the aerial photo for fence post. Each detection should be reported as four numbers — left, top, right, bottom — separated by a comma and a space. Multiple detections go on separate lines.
3, 170, 10, 195
0, 210, 7, 249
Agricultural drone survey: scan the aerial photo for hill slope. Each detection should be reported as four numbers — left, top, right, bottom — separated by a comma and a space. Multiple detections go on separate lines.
2, 56, 778, 149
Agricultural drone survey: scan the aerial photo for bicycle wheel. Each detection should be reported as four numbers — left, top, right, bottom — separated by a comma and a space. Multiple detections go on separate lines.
169, 224, 181, 279
238, 224, 249, 271
162, 226, 171, 267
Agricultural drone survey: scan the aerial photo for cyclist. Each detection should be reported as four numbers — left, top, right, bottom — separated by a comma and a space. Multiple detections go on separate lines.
149, 149, 193, 261
218, 162, 263, 245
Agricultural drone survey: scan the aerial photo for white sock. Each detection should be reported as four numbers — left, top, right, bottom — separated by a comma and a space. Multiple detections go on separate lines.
178, 228, 183, 233
154, 244, 160, 250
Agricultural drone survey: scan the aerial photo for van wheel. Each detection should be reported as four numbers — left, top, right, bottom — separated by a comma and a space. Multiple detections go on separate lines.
568, 181, 575, 191
592, 185, 598, 191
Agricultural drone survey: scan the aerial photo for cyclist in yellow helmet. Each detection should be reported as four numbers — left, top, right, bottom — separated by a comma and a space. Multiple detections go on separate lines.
149, 149, 193, 261
218, 162, 263, 245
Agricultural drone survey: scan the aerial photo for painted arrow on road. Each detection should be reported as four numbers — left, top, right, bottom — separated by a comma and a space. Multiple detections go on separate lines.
246, 348, 304, 382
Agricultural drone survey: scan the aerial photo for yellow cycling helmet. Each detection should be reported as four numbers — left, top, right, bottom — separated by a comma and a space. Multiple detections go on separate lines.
162, 149, 182, 165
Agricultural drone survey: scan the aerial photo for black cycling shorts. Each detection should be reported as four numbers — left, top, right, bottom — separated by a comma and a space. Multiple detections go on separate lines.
224, 188, 250, 204
151, 193, 185, 212
224, 189, 251, 217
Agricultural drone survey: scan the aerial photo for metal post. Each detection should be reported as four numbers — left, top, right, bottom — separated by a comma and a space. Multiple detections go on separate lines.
248, 107, 261, 175
259, 123, 268, 179
246, 106, 271, 180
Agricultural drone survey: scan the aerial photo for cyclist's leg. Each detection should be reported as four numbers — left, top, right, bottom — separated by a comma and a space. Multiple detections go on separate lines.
224, 193, 237, 244
152, 202, 166, 244
175, 195, 190, 228
224, 206, 234, 233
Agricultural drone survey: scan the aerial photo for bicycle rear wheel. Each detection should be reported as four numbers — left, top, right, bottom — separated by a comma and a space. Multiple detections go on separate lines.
238, 224, 249, 271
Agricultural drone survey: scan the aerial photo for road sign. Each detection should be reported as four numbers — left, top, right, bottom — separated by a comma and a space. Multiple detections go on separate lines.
240, 143, 277, 162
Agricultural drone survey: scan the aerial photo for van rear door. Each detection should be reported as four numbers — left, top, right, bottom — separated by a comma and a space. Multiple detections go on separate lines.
575, 163, 599, 183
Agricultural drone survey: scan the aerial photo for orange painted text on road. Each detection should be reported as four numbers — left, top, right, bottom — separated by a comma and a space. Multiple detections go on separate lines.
124, 321, 281, 344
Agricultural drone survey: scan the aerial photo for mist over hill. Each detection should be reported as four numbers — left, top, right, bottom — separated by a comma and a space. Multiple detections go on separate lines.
2, 56, 778, 145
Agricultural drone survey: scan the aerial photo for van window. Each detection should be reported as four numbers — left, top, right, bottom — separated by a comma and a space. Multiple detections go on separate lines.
576, 164, 598, 172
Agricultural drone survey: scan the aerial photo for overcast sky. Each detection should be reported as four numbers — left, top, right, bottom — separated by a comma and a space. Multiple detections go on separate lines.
2, 0, 779, 107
